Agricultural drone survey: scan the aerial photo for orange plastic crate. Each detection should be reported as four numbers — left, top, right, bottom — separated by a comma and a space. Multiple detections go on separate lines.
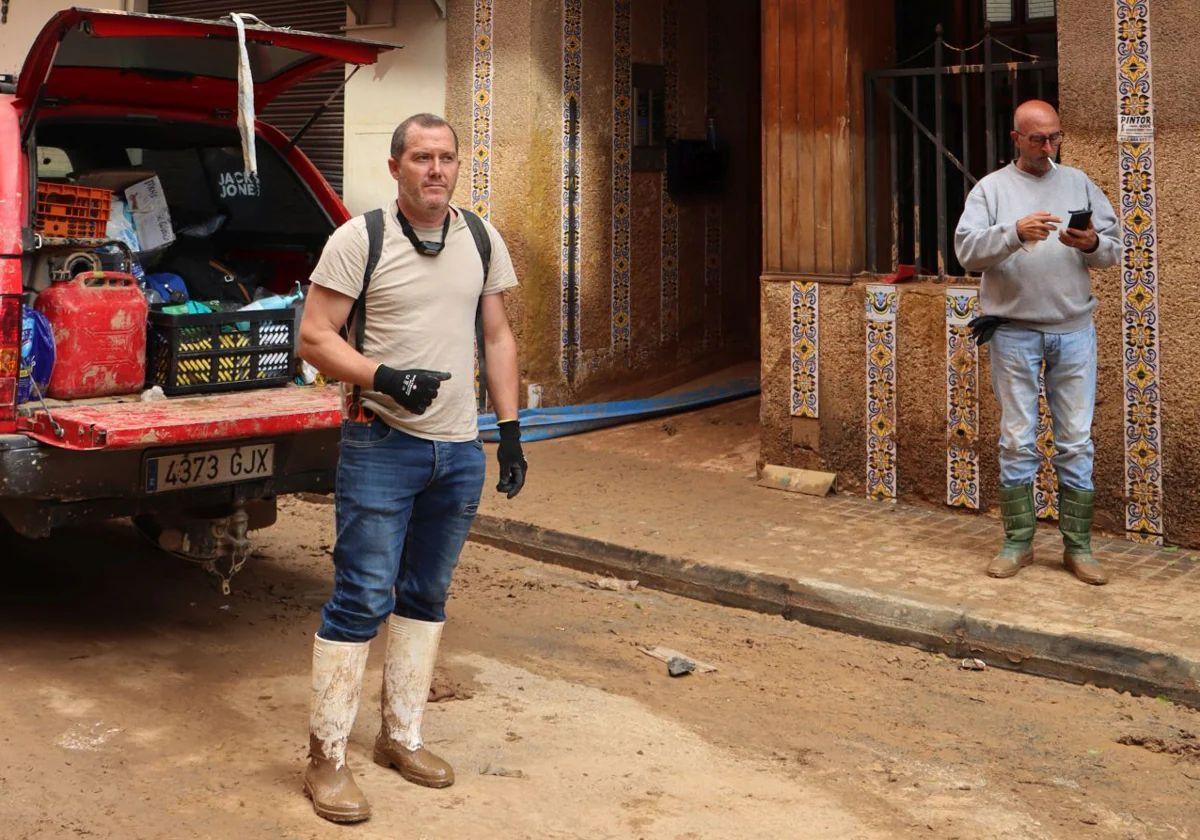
36, 181, 112, 240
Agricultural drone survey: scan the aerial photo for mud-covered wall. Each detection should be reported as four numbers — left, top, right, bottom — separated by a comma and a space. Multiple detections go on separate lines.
446, 0, 760, 405
760, 0, 1200, 546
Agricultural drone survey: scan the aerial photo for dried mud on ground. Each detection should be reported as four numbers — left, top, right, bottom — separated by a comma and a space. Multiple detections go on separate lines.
1, 493, 1197, 839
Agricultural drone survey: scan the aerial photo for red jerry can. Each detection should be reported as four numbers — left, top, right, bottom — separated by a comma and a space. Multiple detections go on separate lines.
35, 271, 148, 399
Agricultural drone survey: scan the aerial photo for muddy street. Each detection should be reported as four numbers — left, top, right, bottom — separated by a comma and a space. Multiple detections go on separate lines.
1, 497, 1198, 839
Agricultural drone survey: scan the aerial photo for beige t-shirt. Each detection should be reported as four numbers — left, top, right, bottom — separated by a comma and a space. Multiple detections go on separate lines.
308, 204, 518, 441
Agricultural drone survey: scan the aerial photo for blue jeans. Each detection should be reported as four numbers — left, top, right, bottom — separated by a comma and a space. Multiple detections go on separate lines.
318, 418, 486, 643
988, 323, 1097, 491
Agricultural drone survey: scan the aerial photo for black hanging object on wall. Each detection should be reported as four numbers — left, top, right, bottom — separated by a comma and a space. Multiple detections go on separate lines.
666, 139, 726, 199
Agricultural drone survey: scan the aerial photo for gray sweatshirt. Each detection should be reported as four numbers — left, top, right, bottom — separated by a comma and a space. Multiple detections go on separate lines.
953, 162, 1120, 333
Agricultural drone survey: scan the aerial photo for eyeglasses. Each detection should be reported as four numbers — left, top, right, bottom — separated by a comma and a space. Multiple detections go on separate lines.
1015, 131, 1064, 146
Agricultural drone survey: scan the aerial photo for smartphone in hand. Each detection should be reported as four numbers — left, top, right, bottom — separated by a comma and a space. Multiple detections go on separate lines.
1067, 209, 1093, 230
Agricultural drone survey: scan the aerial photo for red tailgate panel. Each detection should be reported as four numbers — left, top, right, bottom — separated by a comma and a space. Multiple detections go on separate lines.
18, 385, 341, 450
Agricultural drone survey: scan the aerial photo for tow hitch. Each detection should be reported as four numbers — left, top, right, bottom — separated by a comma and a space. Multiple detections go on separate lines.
135, 499, 275, 594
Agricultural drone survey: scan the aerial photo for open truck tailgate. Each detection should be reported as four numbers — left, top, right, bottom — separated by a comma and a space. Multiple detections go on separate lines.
16, 8, 394, 117
18, 385, 341, 450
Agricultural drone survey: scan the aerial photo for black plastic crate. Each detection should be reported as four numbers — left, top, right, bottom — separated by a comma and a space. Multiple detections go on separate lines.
147, 306, 297, 396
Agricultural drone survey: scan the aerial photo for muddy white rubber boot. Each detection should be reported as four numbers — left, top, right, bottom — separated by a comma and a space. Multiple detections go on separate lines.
373, 614, 454, 788
304, 635, 371, 822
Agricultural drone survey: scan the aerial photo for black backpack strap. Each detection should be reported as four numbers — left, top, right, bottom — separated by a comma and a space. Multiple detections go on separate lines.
460, 209, 493, 412
460, 209, 492, 285
342, 208, 385, 420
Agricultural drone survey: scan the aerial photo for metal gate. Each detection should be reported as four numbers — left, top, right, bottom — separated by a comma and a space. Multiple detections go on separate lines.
865, 25, 1058, 279
147, 0, 348, 195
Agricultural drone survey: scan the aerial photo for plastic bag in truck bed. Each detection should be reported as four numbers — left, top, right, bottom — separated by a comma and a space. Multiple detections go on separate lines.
18, 307, 55, 404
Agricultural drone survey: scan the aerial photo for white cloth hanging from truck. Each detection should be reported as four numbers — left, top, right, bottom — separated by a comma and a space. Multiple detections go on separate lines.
228, 12, 260, 179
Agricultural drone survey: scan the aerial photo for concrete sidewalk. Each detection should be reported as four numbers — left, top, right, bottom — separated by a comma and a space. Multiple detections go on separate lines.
472, 396, 1200, 707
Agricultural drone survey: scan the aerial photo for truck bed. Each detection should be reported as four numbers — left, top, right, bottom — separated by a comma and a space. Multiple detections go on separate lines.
17, 384, 341, 450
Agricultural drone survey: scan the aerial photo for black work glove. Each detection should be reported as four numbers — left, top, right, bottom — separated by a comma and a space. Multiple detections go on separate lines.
967, 315, 1008, 346
373, 365, 451, 415
496, 420, 527, 499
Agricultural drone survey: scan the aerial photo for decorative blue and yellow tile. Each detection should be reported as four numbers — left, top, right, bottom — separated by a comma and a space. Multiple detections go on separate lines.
1034, 365, 1059, 521
471, 0, 494, 408
865, 285, 898, 501
611, 0, 632, 354
660, 0, 679, 345
790, 281, 819, 419
703, 0, 722, 349
945, 288, 979, 509
560, 0, 583, 378
1115, 0, 1163, 544
470, 0, 493, 221
704, 204, 722, 349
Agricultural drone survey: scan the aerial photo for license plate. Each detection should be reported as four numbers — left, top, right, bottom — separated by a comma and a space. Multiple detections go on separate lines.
145, 444, 275, 493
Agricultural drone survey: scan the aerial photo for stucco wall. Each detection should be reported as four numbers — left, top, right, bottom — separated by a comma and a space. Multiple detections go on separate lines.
762, 279, 1008, 505
1059, 0, 1200, 544
342, 1, 447, 216
760, 1, 1200, 545
446, 0, 554, 397
447, 0, 760, 405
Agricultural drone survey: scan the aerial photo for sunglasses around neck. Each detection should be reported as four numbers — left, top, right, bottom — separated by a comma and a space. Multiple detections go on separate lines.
396, 207, 450, 256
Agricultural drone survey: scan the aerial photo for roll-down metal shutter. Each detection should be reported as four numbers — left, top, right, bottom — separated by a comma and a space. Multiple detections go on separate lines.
147, 0, 347, 195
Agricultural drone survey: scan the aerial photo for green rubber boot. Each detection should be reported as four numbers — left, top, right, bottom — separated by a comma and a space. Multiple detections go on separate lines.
988, 483, 1035, 578
1059, 485, 1108, 585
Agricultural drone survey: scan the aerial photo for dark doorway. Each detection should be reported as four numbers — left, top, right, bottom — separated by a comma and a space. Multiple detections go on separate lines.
866, 0, 1059, 277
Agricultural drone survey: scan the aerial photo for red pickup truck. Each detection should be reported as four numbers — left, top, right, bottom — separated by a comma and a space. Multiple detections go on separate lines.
0, 9, 392, 589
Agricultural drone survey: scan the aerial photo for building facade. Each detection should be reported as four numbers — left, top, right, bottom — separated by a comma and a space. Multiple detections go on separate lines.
760, 0, 1200, 547
5, 1, 1198, 547
441, 0, 761, 406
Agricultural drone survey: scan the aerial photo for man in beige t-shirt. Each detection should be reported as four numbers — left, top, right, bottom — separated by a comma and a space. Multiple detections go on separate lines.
297, 113, 525, 823
307, 190, 518, 440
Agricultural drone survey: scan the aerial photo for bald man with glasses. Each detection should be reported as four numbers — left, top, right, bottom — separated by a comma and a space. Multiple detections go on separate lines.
954, 99, 1120, 586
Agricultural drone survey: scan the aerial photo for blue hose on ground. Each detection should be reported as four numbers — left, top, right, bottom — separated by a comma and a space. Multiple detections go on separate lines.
478, 377, 760, 442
